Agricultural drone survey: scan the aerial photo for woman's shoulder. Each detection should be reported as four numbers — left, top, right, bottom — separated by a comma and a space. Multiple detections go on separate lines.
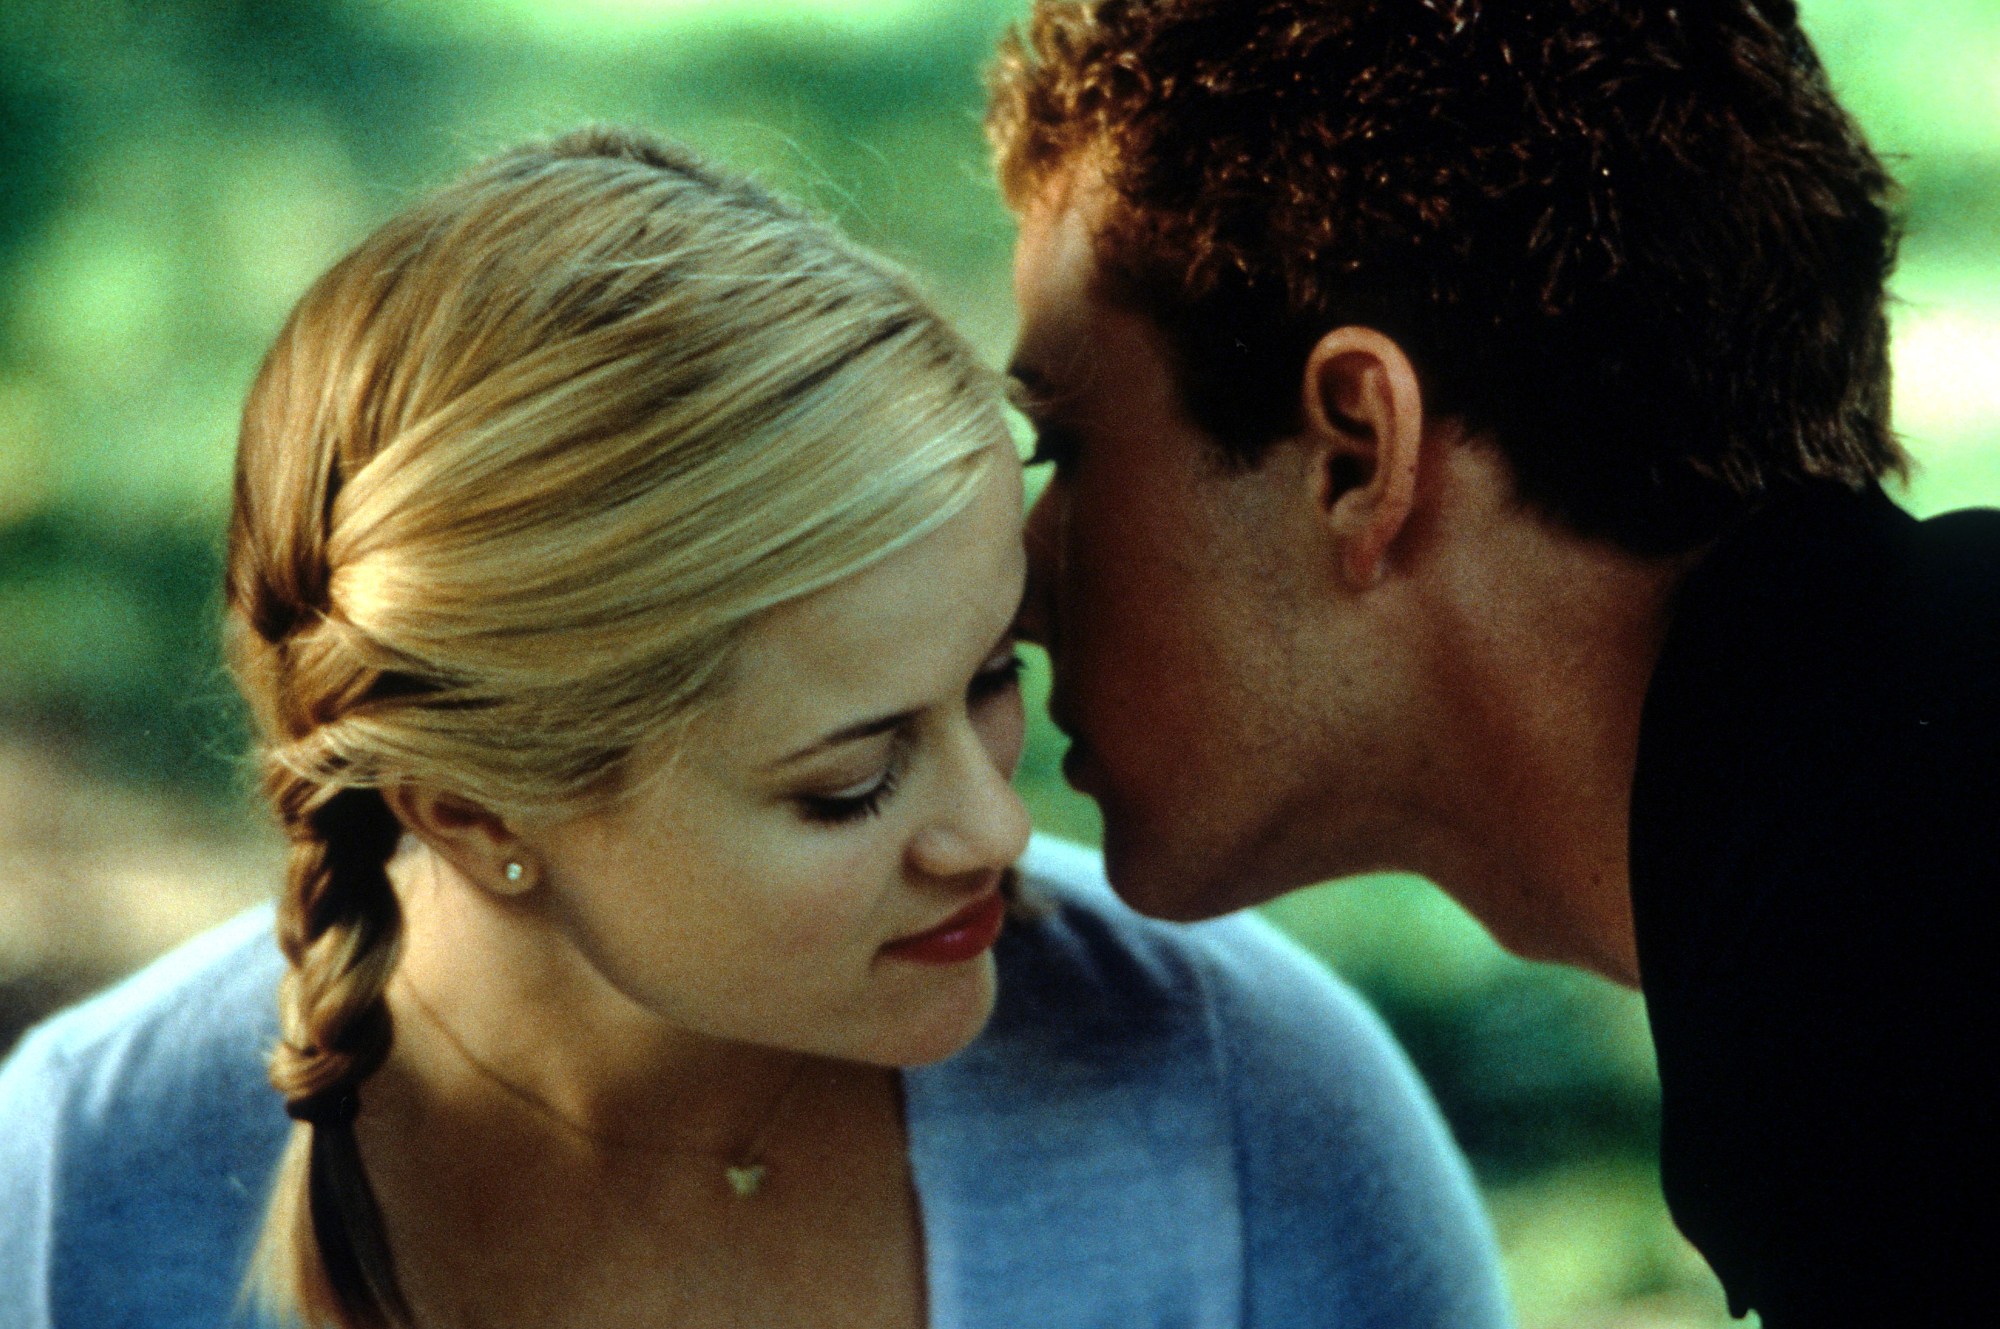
1006, 834, 1389, 1061
1003, 834, 1469, 1142
980, 835, 1512, 1329
1, 905, 283, 1112
0, 907, 289, 1326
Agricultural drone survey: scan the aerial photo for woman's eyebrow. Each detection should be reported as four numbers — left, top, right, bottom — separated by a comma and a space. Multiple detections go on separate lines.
765, 618, 1021, 773
769, 709, 914, 771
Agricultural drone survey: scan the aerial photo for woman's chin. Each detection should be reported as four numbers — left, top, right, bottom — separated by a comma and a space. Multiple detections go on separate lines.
865, 952, 1000, 1068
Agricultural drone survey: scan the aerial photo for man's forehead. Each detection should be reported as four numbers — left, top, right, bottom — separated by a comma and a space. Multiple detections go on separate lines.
1008, 177, 1109, 407
1011, 163, 1091, 274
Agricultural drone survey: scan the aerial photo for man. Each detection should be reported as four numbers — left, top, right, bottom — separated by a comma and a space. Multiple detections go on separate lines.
987, 1, 1997, 1324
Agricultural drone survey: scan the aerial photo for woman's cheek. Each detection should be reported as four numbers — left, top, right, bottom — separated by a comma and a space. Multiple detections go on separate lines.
758, 831, 898, 959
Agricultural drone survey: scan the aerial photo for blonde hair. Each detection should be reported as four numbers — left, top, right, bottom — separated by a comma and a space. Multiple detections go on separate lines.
226, 126, 1003, 1327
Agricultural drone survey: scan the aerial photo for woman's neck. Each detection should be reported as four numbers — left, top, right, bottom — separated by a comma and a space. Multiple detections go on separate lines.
383, 838, 826, 1159
355, 856, 925, 1329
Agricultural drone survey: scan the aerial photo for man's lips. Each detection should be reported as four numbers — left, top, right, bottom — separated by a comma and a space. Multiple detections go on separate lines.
881, 890, 1007, 965
1046, 697, 1099, 792
1057, 724, 1105, 795
1060, 741, 1093, 791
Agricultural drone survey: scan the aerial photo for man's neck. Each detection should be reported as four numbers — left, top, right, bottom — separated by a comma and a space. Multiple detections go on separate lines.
1403, 495, 1695, 986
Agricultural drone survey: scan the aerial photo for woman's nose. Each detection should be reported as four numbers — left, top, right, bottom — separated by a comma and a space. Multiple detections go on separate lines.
909, 730, 1033, 879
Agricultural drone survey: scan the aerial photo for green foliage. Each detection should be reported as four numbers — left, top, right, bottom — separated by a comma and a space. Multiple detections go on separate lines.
0, 507, 246, 796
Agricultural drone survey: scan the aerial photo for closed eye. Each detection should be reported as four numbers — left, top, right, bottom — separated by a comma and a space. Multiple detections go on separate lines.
794, 650, 1020, 827
969, 650, 1025, 703
1024, 425, 1080, 471
797, 759, 904, 825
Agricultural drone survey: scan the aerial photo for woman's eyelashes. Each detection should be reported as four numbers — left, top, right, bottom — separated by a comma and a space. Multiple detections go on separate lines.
798, 756, 905, 825
969, 650, 1025, 703
795, 652, 1021, 826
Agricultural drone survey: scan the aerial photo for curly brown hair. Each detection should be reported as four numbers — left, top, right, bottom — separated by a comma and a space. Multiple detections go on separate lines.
988, 0, 1906, 553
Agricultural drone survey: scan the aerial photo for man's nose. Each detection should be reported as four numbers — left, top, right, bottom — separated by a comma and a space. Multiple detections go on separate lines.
1014, 484, 1059, 648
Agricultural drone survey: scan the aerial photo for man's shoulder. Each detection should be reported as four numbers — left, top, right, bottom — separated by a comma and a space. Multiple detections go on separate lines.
1910, 502, 2000, 625
1635, 498, 2000, 1321
1908, 504, 2000, 716
1916, 501, 2000, 554
1637, 491, 2000, 861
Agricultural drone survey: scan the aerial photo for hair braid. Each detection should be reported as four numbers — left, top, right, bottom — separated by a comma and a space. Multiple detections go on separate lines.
269, 779, 404, 1119
256, 775, 412, 1327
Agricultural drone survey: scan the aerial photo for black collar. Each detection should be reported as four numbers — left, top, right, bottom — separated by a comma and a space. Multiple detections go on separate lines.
1629, 483, 1917, 993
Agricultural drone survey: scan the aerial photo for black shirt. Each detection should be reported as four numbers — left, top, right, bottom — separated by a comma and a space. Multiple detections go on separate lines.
1631, 485, 1999, 1325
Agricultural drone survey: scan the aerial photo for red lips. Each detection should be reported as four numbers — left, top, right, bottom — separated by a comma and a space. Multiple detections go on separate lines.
881, 891, 1006, 965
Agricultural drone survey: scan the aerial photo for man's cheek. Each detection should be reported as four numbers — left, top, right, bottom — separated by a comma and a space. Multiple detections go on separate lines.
1102, 667, 1215, 762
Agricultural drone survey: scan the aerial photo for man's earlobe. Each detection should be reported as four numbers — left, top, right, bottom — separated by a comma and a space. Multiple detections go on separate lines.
1299, 327, 1426, 589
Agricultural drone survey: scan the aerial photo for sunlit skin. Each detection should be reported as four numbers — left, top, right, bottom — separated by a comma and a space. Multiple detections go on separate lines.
359, 440, 1029, 1328
1010, 173, 1678, 983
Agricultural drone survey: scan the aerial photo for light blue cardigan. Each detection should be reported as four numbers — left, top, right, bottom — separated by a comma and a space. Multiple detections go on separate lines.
0, 835, 1511, 1327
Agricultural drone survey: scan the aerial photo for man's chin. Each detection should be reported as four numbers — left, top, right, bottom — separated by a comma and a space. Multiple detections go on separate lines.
1098, 821, 1278, 922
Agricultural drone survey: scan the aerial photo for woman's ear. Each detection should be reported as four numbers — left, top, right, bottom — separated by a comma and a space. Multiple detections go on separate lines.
380, 786, 538, 896
1298, 326, 1427, 589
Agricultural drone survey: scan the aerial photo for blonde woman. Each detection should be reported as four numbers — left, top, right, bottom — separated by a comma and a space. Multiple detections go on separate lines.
0, 129, 1510, 1329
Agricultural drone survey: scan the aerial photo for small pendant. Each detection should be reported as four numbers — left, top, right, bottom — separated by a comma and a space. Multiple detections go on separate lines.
724, 1163, 768, 1198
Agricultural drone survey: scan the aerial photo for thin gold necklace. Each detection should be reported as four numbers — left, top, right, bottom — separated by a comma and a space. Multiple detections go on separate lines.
399, 978, 809, 1199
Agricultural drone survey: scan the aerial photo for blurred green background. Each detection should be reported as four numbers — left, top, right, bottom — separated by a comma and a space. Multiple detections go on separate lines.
1, 2, 1995, 1324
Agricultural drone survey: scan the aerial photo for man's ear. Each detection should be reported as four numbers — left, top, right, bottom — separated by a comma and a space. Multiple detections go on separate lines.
1298, 326, 1426, 589
381, 785, 539, 897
